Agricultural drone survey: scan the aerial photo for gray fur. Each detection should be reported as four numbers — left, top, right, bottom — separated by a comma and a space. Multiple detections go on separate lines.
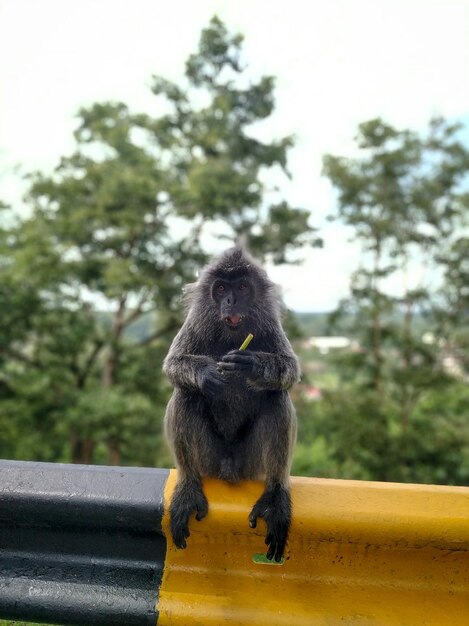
163, 246, 300, 561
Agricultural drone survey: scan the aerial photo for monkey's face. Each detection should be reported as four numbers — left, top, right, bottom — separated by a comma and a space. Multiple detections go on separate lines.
211, 276, 254, 330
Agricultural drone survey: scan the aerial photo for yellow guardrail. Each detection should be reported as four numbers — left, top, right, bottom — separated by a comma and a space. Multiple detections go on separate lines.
1, 462, 467, 625
159, 471, 469, 625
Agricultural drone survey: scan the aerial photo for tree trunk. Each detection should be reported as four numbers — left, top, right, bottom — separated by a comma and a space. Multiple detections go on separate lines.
401, 253, 413, 431
372, 237, 383, 395
71, 429, 95, 464
107, 436, 121, 466
101, 296, 127, 465
101, 344, 119, 389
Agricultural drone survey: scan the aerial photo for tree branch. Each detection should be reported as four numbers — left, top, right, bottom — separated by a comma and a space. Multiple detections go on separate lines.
77, 339, 105, 389
0, 347, 43, 369
122, 289, 150, 327
135, 320, 179, 347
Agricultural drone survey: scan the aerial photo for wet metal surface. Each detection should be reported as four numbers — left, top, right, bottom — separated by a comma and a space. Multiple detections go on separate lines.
0, 461, 169, 626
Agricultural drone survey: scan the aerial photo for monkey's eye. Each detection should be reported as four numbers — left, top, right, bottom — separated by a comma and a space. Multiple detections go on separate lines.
216, 284, 225, 294
239, 283, 247, 291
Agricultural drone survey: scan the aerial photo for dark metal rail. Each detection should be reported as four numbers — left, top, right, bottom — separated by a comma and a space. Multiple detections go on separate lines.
0, 460, 169, 626
2, 460, 469, 626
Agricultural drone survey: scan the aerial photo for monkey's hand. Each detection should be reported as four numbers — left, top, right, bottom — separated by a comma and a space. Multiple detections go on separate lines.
218, 350, 261, 378
197, 363, 228, 400
249, 484, 291, 562
221, 350, 300, 391
170, 480, 209, 549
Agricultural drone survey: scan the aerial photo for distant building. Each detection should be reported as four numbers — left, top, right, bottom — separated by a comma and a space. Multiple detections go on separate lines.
303, 336, 358, 354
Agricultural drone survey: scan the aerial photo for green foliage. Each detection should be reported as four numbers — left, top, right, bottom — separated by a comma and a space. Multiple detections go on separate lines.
296, 116, 469, 485
323, 118, 468, 397
0, 17, 314, 468
293, 382, 469, 486
139, 16, 317, 259
0, 19, 467, 488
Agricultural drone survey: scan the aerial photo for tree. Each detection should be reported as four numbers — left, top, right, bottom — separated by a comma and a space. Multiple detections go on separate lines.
136, 16, 318, 261
434, 235, 469, 375
314, 117, 469, 484
2, 17, 316, 465
323, 117, 468, 404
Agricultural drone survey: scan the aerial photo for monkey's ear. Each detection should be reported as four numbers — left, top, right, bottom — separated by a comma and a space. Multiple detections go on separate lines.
182, 282, 197, 311
234, 233, 250, 252
181, 283, 196, 294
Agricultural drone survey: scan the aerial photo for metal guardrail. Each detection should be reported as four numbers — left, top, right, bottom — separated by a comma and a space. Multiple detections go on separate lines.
1, 460, 468, 625
0, 461, 168, 625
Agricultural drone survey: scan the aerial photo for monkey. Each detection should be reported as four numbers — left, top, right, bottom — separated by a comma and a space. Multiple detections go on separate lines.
163, 246, 300, 562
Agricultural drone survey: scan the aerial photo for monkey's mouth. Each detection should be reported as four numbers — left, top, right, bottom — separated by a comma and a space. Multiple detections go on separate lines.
224, 315, 244, 328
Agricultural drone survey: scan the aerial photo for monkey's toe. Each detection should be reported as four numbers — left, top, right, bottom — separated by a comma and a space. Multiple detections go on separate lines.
195, 491, 209, 521
170, 515, 191, 549
171, 528, 190, 550
249, 497, 269, 528
265, 522, 288, 562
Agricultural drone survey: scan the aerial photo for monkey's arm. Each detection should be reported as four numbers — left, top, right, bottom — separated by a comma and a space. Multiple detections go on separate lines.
163, 326, 227, 398
247, 350, 300, 391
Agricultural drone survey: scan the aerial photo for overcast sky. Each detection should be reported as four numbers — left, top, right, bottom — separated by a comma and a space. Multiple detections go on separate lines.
1, 0, 468, 311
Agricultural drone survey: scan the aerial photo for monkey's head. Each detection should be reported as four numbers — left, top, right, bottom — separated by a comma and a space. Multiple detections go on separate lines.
188, 246, 279, 335
211, 270, 254, 330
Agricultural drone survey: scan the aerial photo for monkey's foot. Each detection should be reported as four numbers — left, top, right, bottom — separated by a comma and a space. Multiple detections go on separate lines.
169, 482, 208, 549
249, 484, 291, 562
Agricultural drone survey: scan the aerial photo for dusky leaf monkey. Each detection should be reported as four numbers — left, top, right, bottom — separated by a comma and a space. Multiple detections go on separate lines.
163, 246, 300, 561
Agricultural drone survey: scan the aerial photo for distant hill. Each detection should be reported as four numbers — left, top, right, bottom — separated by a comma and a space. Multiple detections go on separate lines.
95, 309, 431, 342
294, 312, 332, 337
295, 310, 431, 339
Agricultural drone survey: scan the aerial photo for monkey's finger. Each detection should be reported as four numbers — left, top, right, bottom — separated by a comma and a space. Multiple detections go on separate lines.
218, 362, 251, 372
207, 371, 228, 382
221, 354, 253, 364
205, 378, 228, 395
227, 349, 251, 356
207, 378, 227, 390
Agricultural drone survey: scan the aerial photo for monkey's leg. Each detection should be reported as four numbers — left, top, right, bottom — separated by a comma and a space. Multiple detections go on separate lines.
245, 393, 297, 561
165, 391, 222, 549
169, 475, 208, 549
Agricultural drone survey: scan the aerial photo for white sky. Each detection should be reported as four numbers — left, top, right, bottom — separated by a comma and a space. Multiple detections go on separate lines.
1, 0, 468, 311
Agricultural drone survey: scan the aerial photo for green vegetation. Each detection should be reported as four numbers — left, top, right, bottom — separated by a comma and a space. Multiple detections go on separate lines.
1, 17, 468, 494
293, 117, 469, 484
0, 17, 315, 468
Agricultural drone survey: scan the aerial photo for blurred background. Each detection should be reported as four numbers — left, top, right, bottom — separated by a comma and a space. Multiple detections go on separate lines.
0, 0, 468, 485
